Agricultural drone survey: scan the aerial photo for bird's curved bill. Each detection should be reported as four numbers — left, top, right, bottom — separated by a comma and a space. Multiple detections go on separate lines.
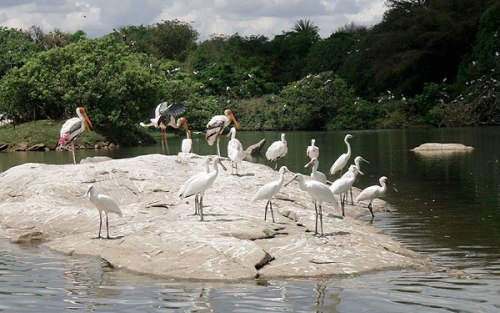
284, 176, 297, 187
81, 108, 93, 132
229, 112, 240, 129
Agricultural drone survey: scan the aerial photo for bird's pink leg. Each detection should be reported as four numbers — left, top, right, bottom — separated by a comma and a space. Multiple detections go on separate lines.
216, 135, 221, 157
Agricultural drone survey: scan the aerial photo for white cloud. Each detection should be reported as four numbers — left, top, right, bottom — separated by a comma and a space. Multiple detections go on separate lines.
0, 0, 387, 40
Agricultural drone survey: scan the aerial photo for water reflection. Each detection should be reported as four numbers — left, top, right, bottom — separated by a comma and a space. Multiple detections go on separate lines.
1, 126, 499, 312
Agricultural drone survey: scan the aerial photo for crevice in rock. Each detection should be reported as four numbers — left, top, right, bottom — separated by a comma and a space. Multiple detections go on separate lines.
255, 251, 274, 270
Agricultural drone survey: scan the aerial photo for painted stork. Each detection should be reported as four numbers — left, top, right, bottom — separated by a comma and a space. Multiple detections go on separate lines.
205, 109, 239, 156
57, 107, 93, 164
140, 102, 188, 153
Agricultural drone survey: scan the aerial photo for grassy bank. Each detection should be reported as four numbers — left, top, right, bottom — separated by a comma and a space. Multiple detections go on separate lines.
0, 120, 160, 149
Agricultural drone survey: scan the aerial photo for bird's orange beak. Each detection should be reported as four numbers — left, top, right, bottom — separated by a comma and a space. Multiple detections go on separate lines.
182, 118, 189, 135
79, 107, 93, 132
229, 111, 240, 129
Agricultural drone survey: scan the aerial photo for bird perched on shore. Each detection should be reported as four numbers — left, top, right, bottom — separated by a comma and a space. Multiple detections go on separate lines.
355, 176, 388, 218
227, 127, 246, 175
140, 102, 188, 154
306, 139, 319, 160
304, 158, 328, 184
84, 184, 123, 239
285, 173, 339, 236
181, 130, 193, 153
177, 158, 211, 215
206, 109, 239, 156
329, 165, 358, 216
178, 157, 227, 221
329, 134, 353, 176
266, 133, 288, 170
57, 107, 93, 164
252, 166, 290, 223
346, 156, 370, 204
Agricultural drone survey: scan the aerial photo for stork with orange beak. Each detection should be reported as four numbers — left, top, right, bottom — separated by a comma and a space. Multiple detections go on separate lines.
140, 102, 188, 154
56, 107, 93, 164
205, 108, 239, 157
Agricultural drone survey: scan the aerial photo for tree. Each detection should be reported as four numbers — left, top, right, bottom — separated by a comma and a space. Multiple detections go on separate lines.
0, 27, 41, 77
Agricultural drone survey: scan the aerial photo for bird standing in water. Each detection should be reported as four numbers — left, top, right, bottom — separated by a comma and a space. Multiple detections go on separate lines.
355, 176, 388, 218
57, 107, 93, 164
84, 184, 123, 239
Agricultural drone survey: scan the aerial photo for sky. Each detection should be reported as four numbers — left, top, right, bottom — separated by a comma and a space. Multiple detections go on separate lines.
0, 0, 388, 41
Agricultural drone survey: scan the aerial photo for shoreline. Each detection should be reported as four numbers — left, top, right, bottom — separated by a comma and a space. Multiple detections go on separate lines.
0, 154, 432, 280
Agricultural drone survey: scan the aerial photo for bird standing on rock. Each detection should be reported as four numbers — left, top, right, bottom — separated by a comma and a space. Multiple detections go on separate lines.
285, 173, 339, 236
57, 107, 93, 164
178, 157, 227, 221
329, 134, 353, 176
84, 184, 123, 239
266, 133, 288, 170
206, 109, 239, 157
355, 176, 388, 218
252, 166, 290, 223
227, 127, 246, 175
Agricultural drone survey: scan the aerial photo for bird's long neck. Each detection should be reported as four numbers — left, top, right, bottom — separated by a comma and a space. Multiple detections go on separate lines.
380, 180, 387, 193
345, 138, 351, 155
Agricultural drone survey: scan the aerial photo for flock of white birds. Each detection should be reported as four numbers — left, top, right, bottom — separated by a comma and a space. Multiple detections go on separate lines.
58, 106, 389, 238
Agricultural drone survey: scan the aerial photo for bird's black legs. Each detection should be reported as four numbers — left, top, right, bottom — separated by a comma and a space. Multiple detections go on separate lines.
199, 196, 204, 221
319, 205, 323, 236
264, 201, 269, 221
105, 212, 110, 239
97, 211, 103, 239
340, 194, 346, 217
194, 195, 199, 215
314, 202, 318, 235
270, 201, 275, 223
368, 202, 375, 217
349, 188, 354, 205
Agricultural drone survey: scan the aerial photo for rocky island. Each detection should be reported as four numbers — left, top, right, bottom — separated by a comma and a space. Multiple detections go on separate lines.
0, 154, 429, 280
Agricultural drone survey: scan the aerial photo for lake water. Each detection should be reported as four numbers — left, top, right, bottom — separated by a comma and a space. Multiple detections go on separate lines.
1, 127, 499, 312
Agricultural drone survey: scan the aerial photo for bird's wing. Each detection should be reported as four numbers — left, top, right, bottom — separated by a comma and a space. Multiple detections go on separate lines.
161, 102, 186, 118
228, 139, 244, 161
310, 181, 339, 209
307, 146, 319, 159
252, 180, 280, 202
96, 194, 122, 216
329, 153, 348, 174
205, 115, 225, 143
58, 117, 83, 147
265, 141, 285, 161
355, 185, 380, 202
181, 138, 192, 153
180, 173, 215, 198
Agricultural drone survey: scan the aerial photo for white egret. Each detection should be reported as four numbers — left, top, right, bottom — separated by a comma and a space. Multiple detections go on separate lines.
306, 139, 319, 160
251, 166, 290, 223
227, 127, 246, 175
329, 165, 358, 216
266, 133, 288, 170
178, 157, 227, 221
140, 102, 188, 153
181, 130, 193, 153
177, 158, 211, 215
206, 109, 240, 156
304, 158, 328, 184
355, 176, 388, 218
284, 173, 339, 236
84, 184, 123, 239
329, 134, 353, 176
57, 107, 93, 164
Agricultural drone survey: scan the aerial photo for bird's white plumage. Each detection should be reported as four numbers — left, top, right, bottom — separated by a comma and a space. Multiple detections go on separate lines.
266, 133, 287, 169
354, 156, 369, 175
329, 134, 353, 175
84, 184, 122, 238
330, 165, 358, 195
305, 158, 327, 184
252, 166, 288, 202
355, 176, 388, 204
227, 127, 246, 174
306, 139, 319, 160
205, 109, 239, 156
181, 138, 192, 153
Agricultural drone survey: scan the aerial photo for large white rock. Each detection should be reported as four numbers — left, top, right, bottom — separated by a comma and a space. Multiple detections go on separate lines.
0, 154, 428, 280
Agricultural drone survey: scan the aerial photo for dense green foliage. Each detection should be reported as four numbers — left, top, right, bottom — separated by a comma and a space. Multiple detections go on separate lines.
0, 0, 498, 146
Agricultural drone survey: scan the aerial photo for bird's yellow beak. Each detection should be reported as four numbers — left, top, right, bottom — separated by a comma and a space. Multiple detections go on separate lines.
229, 111, 240, 129
284, 175, 297, 187
79, 107, 93, 132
